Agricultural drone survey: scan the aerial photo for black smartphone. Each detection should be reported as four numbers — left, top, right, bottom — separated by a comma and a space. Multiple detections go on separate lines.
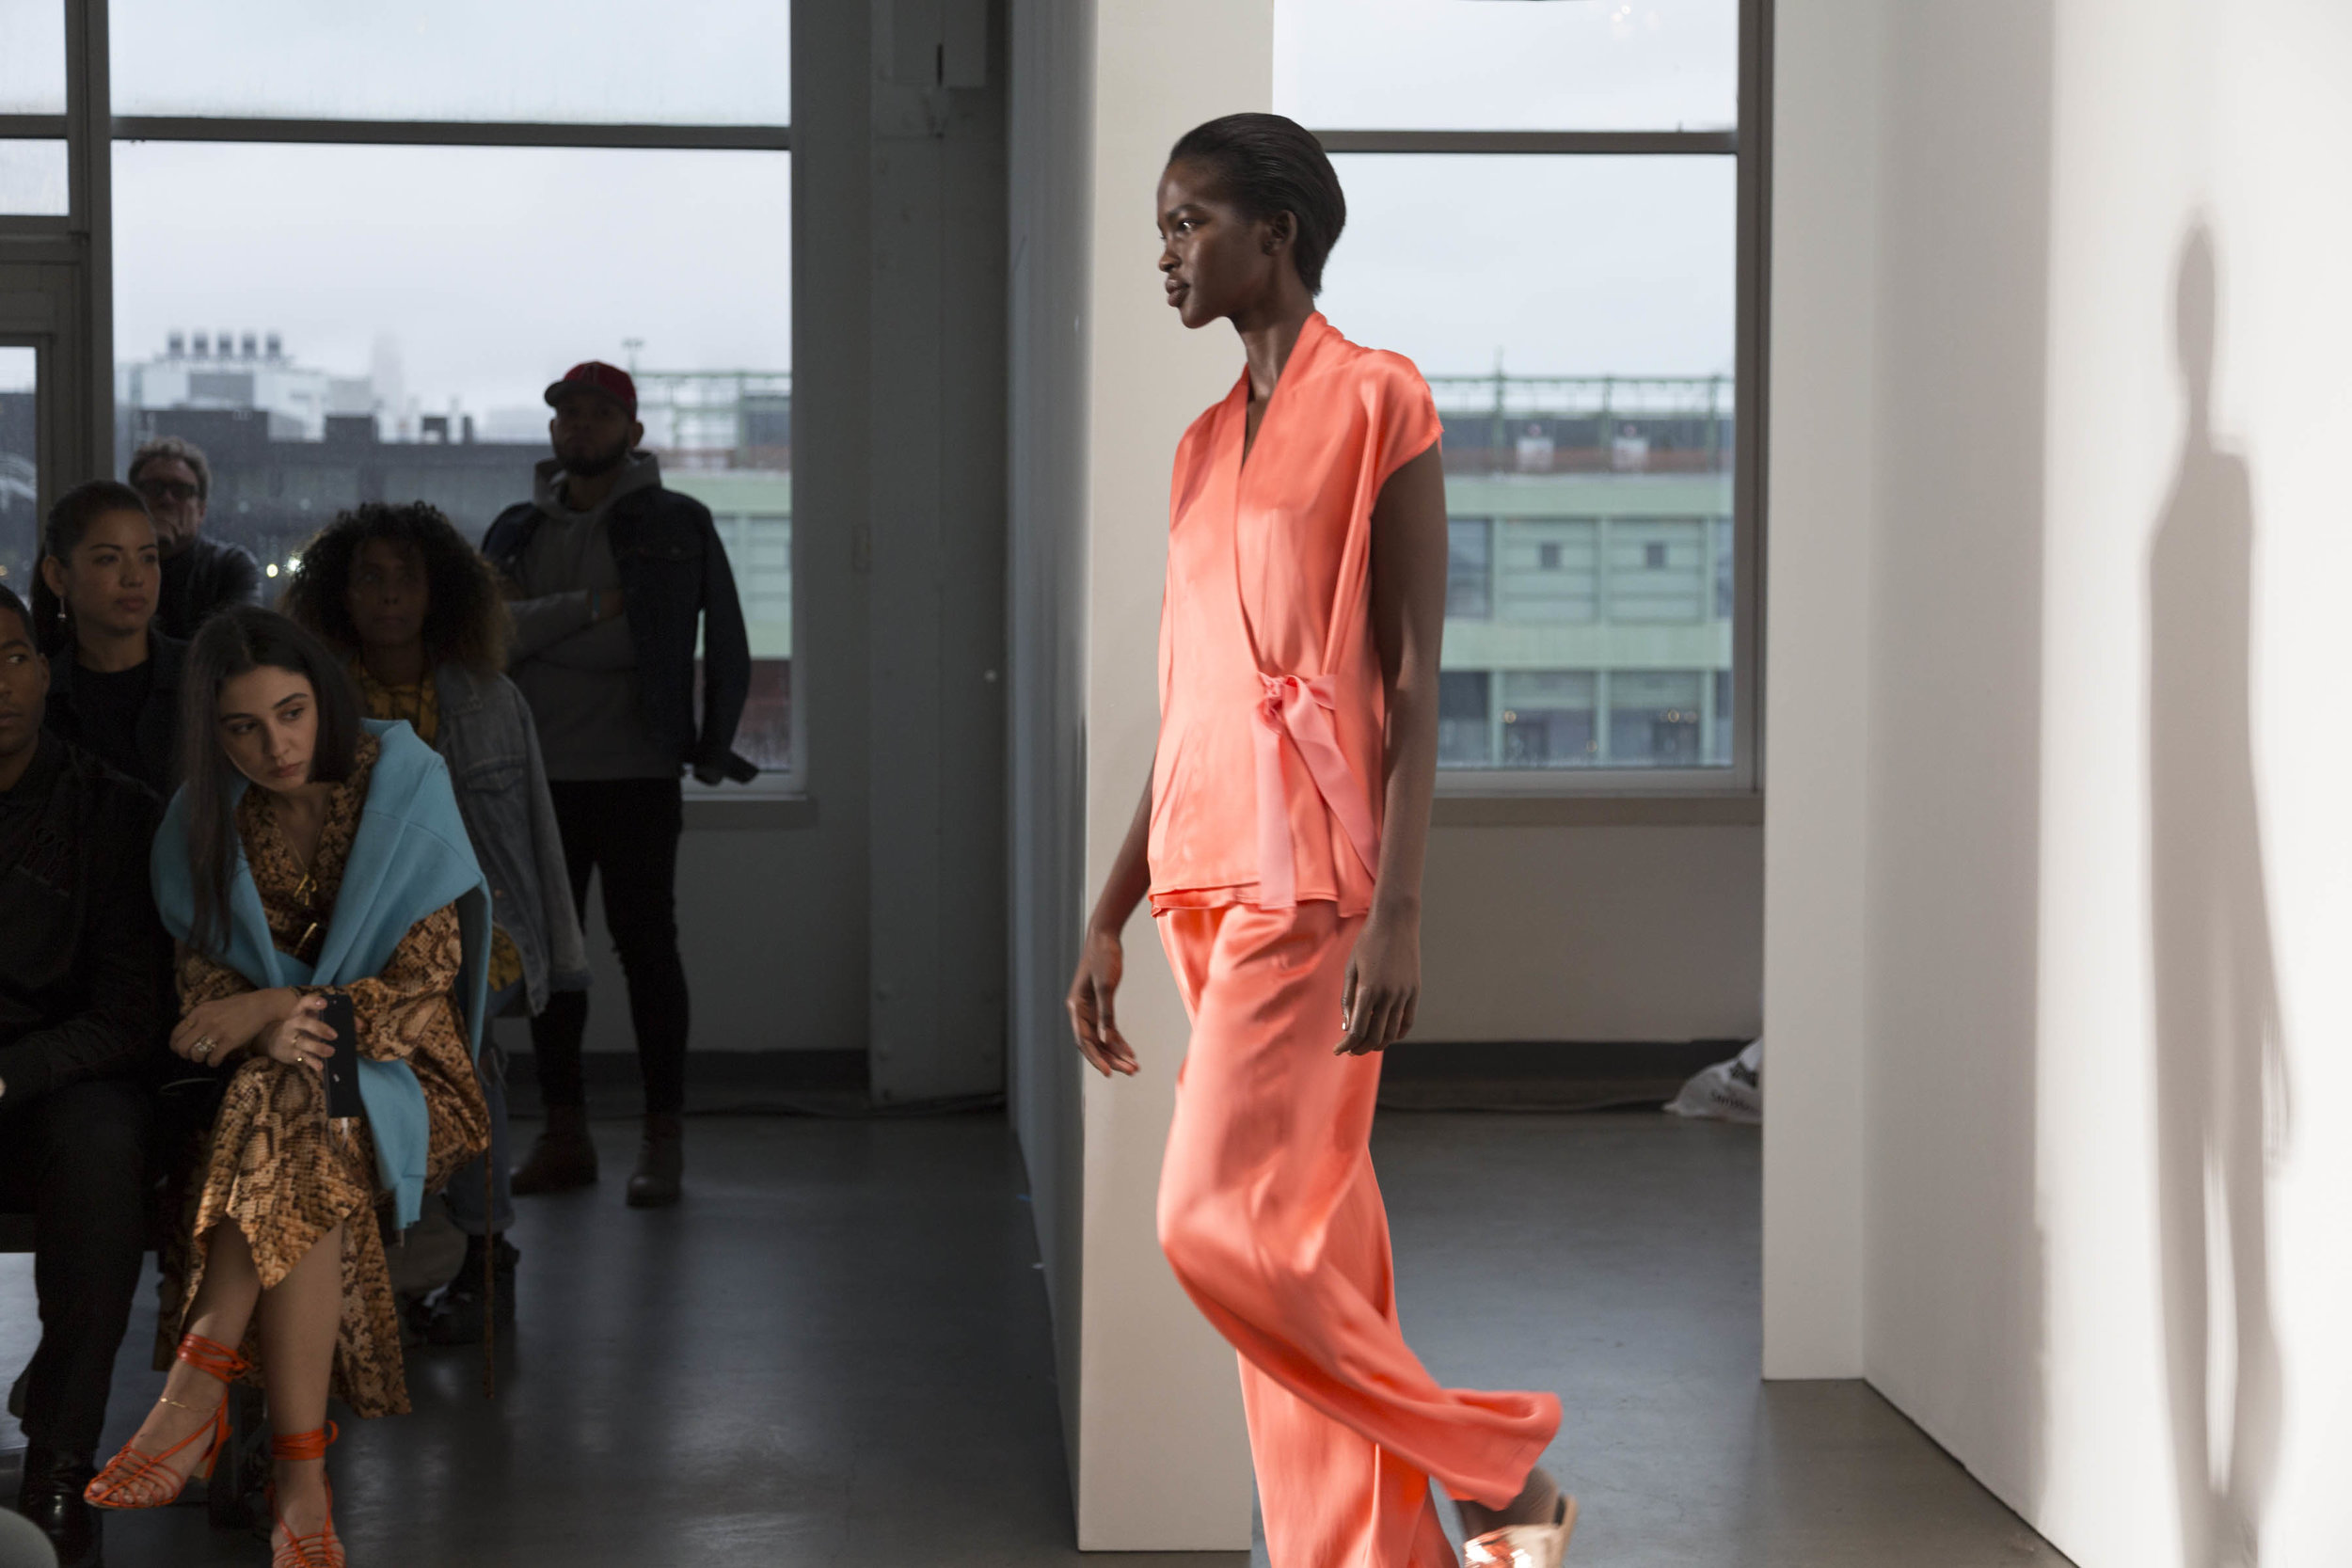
318, 992, 364, 1119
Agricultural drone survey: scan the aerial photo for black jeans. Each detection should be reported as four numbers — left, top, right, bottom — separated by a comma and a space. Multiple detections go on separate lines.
530, 778, 691, 1117
0, 1078, 152, 1460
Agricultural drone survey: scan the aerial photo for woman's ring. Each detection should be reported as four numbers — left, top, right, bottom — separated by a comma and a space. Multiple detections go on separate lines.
194, 1036, 216, 1062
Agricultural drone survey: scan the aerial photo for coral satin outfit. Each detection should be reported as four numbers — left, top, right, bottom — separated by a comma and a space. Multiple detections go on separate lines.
1149, 314, 1561, 1566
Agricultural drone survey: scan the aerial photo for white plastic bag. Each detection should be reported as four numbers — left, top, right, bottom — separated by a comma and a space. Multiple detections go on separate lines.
1665, 1037, 1762, 1124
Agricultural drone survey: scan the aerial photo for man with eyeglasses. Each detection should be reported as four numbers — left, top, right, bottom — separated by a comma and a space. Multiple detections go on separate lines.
125, 436, 262, 641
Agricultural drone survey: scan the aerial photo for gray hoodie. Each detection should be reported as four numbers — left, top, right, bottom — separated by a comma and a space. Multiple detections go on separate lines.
504, 453, 678, 781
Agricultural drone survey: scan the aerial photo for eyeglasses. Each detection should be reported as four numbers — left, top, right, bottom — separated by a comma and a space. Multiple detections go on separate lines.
135, 480, 199, 502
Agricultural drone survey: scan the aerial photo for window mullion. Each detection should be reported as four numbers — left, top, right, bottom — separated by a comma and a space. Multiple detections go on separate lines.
107, 116, 789, 151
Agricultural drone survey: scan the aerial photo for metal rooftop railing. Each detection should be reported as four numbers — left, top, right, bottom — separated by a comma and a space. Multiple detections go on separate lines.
1427, 372, 1736, 477
1425, 372, 1735, 421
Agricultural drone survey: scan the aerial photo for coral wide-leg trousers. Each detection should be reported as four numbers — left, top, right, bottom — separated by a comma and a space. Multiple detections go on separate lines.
1155, 900, 1562, 1568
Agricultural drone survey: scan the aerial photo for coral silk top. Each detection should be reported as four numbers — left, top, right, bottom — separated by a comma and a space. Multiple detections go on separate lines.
1149, 313, 1443, 917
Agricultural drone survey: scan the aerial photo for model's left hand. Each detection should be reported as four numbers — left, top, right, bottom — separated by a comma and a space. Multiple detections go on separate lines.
1338, 906, 1420, 1055
170, 988, 297, 1068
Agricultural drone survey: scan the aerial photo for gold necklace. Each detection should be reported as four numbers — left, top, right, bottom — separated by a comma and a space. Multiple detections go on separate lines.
271, 798, 328, 958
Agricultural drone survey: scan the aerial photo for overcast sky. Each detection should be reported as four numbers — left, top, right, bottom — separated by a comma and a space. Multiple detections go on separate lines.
76, 1, 1733, 414
113, 141, 794, 427
1277, 0, 1737, 132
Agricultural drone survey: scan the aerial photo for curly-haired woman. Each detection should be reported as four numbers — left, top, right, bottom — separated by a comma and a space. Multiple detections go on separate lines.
282, 501, 589, 1345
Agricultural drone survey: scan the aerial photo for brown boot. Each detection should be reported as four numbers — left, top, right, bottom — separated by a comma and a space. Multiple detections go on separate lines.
625, 1113, 684, 1208
512, 1105, 597, 1196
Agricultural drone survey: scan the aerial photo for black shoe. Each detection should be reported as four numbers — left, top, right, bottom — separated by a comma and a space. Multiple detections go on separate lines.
512, 1105, 598, 1196
625, 1114, 684, 1208
416, 1234, 520, 1346
16, 1447, 103, 1568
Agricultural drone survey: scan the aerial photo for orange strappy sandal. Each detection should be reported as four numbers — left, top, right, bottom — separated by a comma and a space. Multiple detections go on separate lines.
269, 1422, 345, 1568
84, 1332, 252, 1510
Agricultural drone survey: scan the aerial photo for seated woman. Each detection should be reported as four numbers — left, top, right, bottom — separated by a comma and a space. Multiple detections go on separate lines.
87, 609, 491, 1568
34, 479, 185, 794
284, 500, 589, 1344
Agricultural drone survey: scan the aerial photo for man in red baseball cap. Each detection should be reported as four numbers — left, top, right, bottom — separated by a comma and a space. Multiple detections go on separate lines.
543, 359, 638, 420
477, 356, 755, 1215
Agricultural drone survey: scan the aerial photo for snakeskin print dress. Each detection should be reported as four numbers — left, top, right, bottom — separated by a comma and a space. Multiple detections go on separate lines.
159, 735, 490, 1417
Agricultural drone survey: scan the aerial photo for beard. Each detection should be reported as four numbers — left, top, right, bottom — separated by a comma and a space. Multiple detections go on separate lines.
562, 439, 631, 478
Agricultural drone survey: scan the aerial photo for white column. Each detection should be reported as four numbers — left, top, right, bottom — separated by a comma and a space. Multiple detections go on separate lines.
1073, 5, 1273, 1549
1759, 0, 1883, 1380
1009, 0, 1275, 1549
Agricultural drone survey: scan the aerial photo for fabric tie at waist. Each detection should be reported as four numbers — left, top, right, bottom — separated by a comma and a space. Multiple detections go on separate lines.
1252, 673, 1380, 911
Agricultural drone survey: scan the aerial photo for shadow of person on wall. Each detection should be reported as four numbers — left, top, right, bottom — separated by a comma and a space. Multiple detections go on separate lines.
2148, 219, 2288, 1568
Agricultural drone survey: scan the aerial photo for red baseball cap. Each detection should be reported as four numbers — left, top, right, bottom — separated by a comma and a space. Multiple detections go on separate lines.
543, 360, 638, 419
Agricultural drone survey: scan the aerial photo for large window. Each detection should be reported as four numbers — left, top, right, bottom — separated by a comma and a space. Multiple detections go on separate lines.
1279, 0, 1763, 790
105, 0, 789, 126
1, 1, 799, 779
0, 347, 35, 591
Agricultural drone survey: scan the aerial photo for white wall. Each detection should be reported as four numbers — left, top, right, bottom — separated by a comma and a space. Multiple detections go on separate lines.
1416, 817, 1759, 1043
572, 816, 865, 1054
1005, 0, 1268, 1550
1759, 0, 1883, 1381
1768, 3, 2352, 1563
1071, 3, 1273, 1548
1006, 0, 1095, 1496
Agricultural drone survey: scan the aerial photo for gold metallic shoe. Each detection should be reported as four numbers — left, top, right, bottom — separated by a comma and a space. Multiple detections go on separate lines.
1462, 1492, 1577, 1568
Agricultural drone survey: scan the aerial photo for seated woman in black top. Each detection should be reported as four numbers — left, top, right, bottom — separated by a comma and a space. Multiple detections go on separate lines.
35, 480, 186, 795
0, 582, 173, 1568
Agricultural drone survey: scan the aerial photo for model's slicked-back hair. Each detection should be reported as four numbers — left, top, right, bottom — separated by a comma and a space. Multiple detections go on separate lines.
1168, 113, 1346, 295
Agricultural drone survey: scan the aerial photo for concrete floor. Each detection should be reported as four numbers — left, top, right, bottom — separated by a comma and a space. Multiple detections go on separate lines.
0, 1110, 2070, 1566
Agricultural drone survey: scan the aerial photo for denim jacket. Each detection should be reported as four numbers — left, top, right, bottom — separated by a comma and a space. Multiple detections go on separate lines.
482, 477, 757, 784
430, 662, 591, 1015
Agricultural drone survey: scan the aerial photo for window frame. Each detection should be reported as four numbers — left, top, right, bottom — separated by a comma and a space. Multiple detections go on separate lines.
0, 0, 803, 798
1311, 0, 1771, 800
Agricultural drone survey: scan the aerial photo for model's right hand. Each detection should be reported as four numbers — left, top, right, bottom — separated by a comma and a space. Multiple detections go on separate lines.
1068, 926, 1140, 1078
257, 995, 337, 1073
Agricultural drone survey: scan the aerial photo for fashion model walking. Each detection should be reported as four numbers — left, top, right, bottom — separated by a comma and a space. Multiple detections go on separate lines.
1068, 114, 1571, 1568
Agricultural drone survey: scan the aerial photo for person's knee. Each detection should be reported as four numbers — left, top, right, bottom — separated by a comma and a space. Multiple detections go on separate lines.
1156, 1180, 1237, 1289
606, 909, 682, 970
34, 1082, 151, 1191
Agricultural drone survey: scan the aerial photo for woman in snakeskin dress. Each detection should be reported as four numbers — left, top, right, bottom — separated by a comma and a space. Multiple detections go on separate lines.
87, 609, 491, 1568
